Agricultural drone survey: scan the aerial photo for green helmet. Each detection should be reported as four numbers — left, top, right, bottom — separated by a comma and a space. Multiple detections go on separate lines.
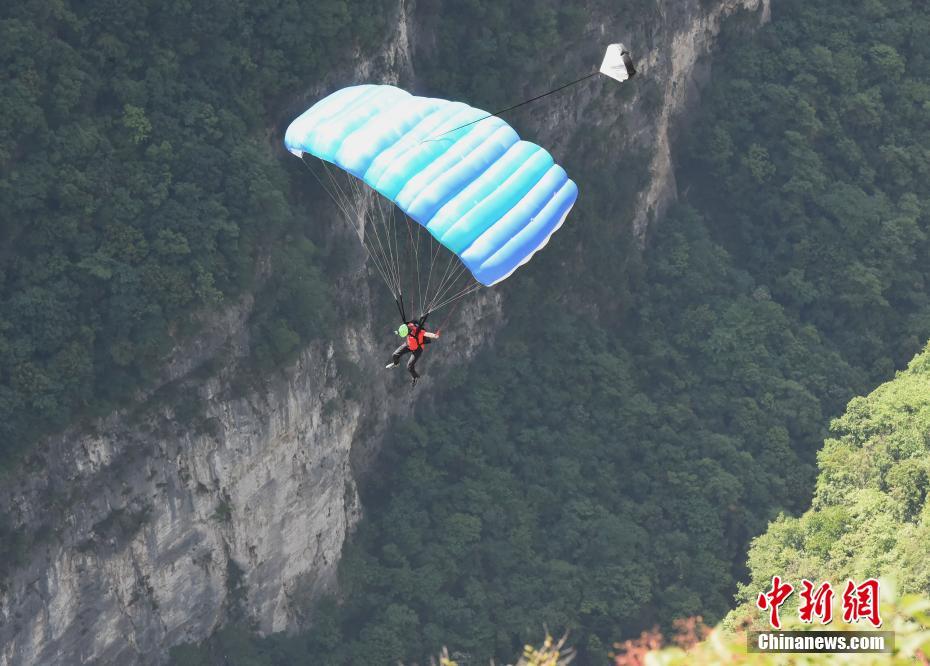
396, 323, 409, 337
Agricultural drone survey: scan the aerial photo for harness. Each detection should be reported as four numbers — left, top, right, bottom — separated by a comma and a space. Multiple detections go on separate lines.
406, 323, 426, 351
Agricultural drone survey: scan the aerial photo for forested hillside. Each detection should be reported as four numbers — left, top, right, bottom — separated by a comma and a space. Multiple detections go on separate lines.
680, 0, 930, 380
4, 0, 930, 664
630, 344, 930, 664
0, 0, 389, 463
0, 0, 619, 470
172, 0, 930, 664
734, 341, 930, 621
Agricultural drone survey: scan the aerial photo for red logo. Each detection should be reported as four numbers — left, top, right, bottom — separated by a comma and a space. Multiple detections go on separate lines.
757, 578, 882, 629
757, 576, 794, 629
842, 579, 882, 628
798, 579, 834, 624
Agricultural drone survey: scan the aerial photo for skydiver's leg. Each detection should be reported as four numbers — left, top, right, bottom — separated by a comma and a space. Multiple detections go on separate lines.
407, 348, 423, 379
387, 345, 409, 368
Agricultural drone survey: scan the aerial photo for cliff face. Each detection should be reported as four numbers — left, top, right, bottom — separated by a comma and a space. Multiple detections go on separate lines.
630, 0, 771, 237
0, 1, 768, 663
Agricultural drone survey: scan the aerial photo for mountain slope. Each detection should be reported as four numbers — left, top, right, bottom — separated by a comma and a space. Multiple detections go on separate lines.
732, 342, 930, 621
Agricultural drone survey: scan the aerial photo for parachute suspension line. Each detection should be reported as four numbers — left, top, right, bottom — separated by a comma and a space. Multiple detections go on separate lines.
348, 180, 400, 298
415, 216, 424, 317
333, 164, 401, 299
430, 281, 483, 315
431, 266, 474, 313
425, 71, 601, 141
298, 155, 484, 322
388, 209, 404, 300
402, 215, 418, 317
364, 189, 401, 295
433, 248, 472, 304
426, 254, 467, 314
374, 187, 402, 295
420, 228, 444, 317
421, 249, 479, 318
300, 156, 400, 301
365, 182, 409, 306
435, 242, 465, 296
345, 175, 389, 284
391, 206, 404, 304
403, 214, 425, 318
423, 243, 454, 313
435, 292, 465, 334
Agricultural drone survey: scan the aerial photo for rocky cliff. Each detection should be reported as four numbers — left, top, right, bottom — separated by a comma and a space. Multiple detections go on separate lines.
0, 0, 769, 663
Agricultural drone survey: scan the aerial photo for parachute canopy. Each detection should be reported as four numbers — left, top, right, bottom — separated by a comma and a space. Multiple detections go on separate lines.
285, 85, 578, 286
600, 44, 637, 83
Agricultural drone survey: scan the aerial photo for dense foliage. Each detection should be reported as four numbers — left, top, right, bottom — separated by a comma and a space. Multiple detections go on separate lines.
207, 0, 930, 663
5, 0, 930, 663
0, 0, 388, 463
681, 0, 930, 379
731, 342, 930, 622
227, 204, 857, 665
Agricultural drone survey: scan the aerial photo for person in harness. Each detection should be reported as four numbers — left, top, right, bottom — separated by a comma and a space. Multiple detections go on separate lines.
386, 320, 440, 384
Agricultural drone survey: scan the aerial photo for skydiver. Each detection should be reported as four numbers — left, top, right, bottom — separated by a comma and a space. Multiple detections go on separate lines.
385, 320, 440, 385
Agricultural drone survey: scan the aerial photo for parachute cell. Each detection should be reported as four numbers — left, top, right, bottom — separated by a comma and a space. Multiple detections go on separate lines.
285, 85, 578, 286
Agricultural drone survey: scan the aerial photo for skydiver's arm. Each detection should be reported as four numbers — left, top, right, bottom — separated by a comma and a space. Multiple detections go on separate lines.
424, 331, 440, 339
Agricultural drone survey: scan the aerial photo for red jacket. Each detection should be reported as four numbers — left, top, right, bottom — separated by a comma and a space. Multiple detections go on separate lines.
406, 323, 427, 351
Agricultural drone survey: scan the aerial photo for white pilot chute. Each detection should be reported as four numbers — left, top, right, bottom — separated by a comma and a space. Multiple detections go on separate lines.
600, 43, 637, 83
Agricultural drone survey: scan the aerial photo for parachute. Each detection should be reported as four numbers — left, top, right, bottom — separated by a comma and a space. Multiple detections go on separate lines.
286, 48, 634, 322
285, 85, 576, 319
600, 44, 637, 83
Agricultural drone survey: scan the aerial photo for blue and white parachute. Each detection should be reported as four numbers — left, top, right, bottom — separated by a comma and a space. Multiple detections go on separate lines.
286, 45, 637, 321
285, 85, 577, 288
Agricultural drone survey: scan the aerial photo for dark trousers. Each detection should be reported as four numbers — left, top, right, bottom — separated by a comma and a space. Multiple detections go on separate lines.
391, 338, 431, 378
